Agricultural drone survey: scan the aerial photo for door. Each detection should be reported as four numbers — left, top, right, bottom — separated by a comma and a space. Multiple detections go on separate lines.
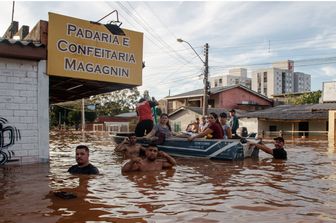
298, 122, 309, 137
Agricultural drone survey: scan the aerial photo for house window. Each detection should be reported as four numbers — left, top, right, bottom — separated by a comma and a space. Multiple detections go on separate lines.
269, 125, 277, 131
219, 78, 222, 84
173, 121, 181, 132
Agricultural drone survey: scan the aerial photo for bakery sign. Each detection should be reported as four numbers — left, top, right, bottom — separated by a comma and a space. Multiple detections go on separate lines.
47, 12, 143, 85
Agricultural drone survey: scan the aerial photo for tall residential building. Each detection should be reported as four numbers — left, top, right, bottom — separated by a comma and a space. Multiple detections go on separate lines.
251, 60, 311, 98
209, 68, 251, 89
294, 72, 311, 92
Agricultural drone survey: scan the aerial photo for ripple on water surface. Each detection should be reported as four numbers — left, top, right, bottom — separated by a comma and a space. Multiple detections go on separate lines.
0, 131, 336, 222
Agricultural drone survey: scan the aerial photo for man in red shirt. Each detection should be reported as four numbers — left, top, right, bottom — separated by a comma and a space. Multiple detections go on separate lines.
135, 98, 158, 137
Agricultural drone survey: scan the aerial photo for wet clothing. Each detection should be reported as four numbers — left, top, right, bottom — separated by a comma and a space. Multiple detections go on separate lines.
273, 148, 287, 160
207, 122, 224, 139
135, 100, 156, 137
153, 124, 172, 138
222, 124, 230, 139
135, 119, 154, 137
68, 163, 99, 175
136, 101, 153, 122
229, 115, 239, 134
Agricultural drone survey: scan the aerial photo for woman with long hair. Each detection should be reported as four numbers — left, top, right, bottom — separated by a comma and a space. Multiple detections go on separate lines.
188, 112, 224, 141
144, 113, 174, 139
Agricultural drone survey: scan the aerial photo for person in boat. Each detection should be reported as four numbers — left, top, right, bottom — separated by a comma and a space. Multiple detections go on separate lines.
115, 134, 146, 159
229, 109, 239, 135
248, 136, 287, 160
199, 116, 208, 132
68, 145, 99, 174
144, 113, 176, 140
219, 112, 232, 139
121, 143, 177, 172
135, 97, 158, 137
188, 112, 224, 141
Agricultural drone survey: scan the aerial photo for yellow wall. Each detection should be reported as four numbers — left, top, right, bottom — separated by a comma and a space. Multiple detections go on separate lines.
47, 12, 143, 85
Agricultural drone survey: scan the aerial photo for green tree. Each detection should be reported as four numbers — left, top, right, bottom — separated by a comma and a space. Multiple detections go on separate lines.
291, 91, 321, 105
89, 87, 140, 116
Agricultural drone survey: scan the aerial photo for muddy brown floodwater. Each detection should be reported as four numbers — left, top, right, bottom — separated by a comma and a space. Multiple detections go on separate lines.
0, 131, 336, 223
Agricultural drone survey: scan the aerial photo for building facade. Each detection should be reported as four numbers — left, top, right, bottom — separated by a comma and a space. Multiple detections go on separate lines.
251, 60, 311, 98
210, 68, 251, 89
294, 72, 311, 92
165, 85, 273, 114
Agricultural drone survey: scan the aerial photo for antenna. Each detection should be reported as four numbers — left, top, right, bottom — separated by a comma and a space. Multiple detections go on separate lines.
11, 1, 15, 23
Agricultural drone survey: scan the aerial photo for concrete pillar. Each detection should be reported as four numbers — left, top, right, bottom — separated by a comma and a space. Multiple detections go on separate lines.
38, 60, 49, 162
328, 110, 336, 140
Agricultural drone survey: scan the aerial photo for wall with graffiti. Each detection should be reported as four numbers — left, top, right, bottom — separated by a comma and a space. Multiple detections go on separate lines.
1, 58, 49, 165
0, 117, 21, 165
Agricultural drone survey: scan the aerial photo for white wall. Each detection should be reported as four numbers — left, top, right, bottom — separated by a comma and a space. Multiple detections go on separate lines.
0, 58, 49, 164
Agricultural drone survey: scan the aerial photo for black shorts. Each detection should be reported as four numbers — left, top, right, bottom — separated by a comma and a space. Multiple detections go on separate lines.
135, 119, 154, 137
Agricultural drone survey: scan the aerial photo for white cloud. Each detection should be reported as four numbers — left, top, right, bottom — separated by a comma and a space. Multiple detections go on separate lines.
1, 1, 336, 99
321, 66, 336, 79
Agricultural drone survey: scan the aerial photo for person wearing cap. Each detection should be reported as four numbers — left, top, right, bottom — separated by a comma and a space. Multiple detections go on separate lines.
219, 112, 232, 139
229, 109, 239, 135
248, 136, 287, 160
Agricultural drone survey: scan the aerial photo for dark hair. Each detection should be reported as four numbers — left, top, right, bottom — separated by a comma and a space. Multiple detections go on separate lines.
148, 142, 157, 147
209, 112, 221, 125
160, 113, 171, 131
219, 112, 227, 118
273, 136, 285, 143
229, 109, 235, 113
128, 133, 136, 138
76, 145, 89, 153
139, 98, 146, 103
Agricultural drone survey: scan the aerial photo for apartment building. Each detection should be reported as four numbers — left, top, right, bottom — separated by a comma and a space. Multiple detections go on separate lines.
251, 60, 311, 98
210, 68, 251, 89
294, 72, 311, 92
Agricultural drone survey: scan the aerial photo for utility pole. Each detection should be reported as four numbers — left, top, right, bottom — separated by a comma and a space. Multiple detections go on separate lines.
203, 43, 209, 116
81, 98, 85, 132
177, 38, 210, 116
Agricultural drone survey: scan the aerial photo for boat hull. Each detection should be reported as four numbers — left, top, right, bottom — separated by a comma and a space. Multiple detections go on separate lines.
112, 135, 259, 161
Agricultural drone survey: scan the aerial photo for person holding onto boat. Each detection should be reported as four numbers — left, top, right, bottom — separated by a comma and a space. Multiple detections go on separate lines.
115, 134, 146, 159
229, 109, 239, 135
121, 143, 177, 172
188, 112, 224, 141
247, 136, 287, 160
219, 112, 232, 139
135, 97, 158, 137
144, 113, 176, 141
68, 145, 99, 174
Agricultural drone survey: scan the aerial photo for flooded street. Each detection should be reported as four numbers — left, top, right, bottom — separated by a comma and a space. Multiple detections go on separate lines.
1, 131, 336, 223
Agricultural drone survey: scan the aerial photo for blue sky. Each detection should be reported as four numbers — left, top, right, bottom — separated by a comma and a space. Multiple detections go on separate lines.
1, 1, 336, 100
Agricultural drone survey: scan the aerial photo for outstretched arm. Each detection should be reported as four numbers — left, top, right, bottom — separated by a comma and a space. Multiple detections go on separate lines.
249, 142, 273, 155
144, 128, 157, 139
115, 138, 128, 152
188, 128, 212, 141
158, 151, 176, 168
121, 157, 142, 172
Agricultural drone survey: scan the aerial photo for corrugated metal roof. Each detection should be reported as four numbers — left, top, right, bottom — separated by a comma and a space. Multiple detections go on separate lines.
0, 38, 45, 48
168, 106, 246, 117
240, 103, 336, 120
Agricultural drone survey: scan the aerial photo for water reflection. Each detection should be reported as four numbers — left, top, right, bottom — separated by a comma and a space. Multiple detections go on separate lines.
0, 131, 336, 222
47, 176, 113, 223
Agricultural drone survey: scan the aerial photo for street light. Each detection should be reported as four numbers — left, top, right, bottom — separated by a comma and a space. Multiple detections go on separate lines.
177, 38, 209, 115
